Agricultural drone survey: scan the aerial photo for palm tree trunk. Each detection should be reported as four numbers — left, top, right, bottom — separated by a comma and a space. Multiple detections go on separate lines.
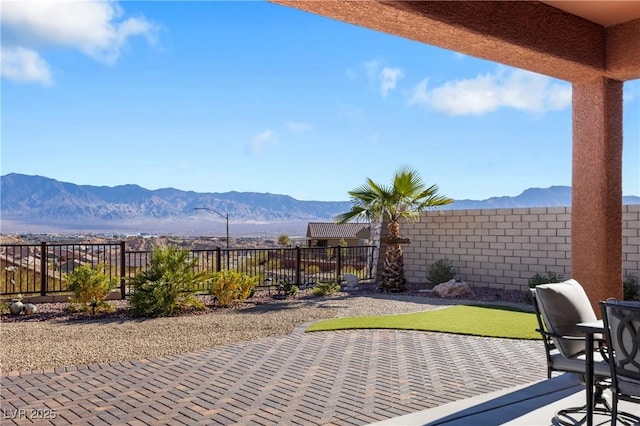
380, 219, 406, 292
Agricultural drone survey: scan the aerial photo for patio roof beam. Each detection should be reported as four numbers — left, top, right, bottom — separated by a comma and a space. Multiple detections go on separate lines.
271, 0, 640, 83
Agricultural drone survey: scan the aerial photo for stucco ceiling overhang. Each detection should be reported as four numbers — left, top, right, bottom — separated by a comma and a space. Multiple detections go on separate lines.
271, 1, 640, 83
541, 1, 640, 27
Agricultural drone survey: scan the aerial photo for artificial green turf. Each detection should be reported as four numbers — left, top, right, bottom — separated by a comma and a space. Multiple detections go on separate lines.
306, 305, 541, 340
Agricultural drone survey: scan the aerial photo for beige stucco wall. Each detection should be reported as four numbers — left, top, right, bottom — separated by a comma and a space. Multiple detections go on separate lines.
400, 205, 640, 290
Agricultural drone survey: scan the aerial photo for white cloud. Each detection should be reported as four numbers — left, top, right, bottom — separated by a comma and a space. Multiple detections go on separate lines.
1, 0, 158, 84
380, 67, 403, 98
362, 59, 404, 98
249, 130, 277, 155
409, 68, 572, 115
285, 121, 312, 133
408, 78, 431, 107
0, 47, 52, 86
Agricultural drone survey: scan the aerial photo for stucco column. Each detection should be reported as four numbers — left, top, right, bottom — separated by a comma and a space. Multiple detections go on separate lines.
572, 77, 623, 311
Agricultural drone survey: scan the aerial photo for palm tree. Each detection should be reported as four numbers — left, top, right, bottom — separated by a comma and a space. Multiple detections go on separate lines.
278, 234, 290, 247
336, 167, 453, 292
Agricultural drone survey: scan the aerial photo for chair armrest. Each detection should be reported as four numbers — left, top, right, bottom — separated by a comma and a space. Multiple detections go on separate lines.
536, 328, 608, 358
536, 328, 587, 342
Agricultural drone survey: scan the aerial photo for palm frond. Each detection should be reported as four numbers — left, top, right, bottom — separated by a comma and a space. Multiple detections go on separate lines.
335, 206, 370, 224
335, 166, 453, 225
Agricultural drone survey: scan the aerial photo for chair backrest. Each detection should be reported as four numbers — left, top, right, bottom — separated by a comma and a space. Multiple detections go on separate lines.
530, 289, 559, 377
534, 279, 598, 358
599, 299, 640, 396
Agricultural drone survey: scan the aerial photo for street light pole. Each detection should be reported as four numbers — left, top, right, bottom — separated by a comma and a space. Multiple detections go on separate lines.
194, 207, 230, 248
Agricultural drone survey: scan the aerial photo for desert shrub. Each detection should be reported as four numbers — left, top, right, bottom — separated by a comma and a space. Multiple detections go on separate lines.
623, 273, 639, 301
67, 264, 117, 313
0, 300, 9, 315
129, 246, 206, 317
312, 281, 341, 297
427, 258, 456, 286
526, 271, 563, 304
193, 253, 217, 271
528, 271, 563, 289
278, 234, 290, 247
208, 270, 259, 307
305, 265, 321, 274
276, 279, 299, 298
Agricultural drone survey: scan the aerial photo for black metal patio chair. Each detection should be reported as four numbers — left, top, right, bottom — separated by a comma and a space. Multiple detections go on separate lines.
599, 299, 640, 426
531, 279, 613, 425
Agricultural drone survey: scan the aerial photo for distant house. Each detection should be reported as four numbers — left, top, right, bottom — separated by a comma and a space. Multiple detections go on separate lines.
109, 253, 149, 268
2, 245, 33, 259
59, 259, 86, 274
306, 222, 371, 247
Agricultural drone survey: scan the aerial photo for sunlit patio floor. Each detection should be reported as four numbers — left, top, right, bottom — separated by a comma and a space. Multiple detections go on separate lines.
1, 325, 636, 425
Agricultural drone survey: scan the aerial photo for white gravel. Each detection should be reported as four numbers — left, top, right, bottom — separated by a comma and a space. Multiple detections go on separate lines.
1, 294, 456, 373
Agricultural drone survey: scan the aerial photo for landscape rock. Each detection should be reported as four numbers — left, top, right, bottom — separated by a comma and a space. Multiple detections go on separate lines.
342, 273, 360, 290
430, 279, 476, 299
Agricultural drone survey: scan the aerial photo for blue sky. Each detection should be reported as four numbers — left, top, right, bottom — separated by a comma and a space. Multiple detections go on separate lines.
2, 1, 639, 202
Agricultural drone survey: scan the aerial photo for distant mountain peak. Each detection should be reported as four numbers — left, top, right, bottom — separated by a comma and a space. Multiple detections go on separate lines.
1, 173, 638, 234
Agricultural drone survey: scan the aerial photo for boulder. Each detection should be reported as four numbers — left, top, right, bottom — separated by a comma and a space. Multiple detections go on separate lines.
342, 273, 360, 290
430, 279, 475, 299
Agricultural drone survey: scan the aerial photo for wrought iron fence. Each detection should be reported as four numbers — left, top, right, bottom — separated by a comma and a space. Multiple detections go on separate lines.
0, 242, 376, 299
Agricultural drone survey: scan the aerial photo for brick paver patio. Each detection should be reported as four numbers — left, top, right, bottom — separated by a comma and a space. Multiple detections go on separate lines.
1, 325, 546, 425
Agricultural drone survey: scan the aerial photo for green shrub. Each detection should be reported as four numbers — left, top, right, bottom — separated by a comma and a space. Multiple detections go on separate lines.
129, 246, 206, 317
525, 271, 563, 304
208, 270, 259, 307
67, 264, 117, 313
312, 281, 341, 297
528, 271, 563, 289
623, 273, 639, 301
427, 258, 456, 286
276, 279, 299, 298
278, 234, 290, 247
0, 300, 9, 315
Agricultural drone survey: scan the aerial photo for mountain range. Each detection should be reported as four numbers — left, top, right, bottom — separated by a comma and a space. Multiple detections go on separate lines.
1, 173, 638, 236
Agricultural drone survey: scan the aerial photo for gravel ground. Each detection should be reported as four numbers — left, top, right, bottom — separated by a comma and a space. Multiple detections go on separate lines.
1, 286, 529, 373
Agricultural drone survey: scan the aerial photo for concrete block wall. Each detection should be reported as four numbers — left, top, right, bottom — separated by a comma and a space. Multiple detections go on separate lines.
401, 205, 640, 290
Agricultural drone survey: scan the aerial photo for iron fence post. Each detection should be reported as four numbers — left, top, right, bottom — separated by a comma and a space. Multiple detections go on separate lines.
295, 246, 301, 285
370, 245, 376, 279
120, 241, 126, 299
40, 241, 47, 296
336, 245, 342, 283
216, 247, 222, 272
